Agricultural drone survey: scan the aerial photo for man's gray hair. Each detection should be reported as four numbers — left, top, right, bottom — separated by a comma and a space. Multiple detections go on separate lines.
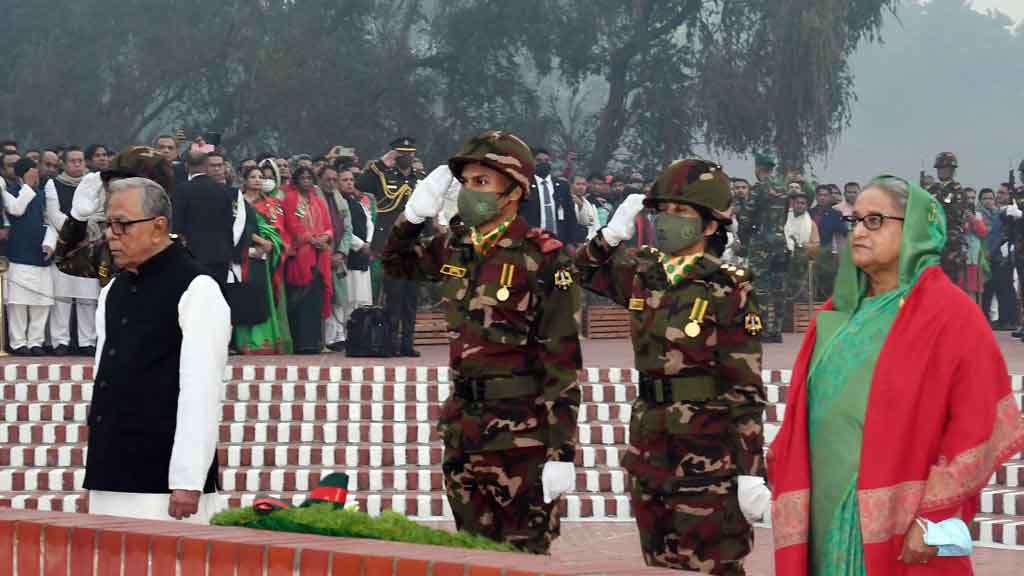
107, 177, 173, 226
866, 176, 909, 214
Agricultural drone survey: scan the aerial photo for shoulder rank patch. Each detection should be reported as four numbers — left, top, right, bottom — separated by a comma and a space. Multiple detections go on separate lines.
629, 298, 645, 311
554, 266, 574, 290
527, 228, 564, 254
718, 261, 752, 284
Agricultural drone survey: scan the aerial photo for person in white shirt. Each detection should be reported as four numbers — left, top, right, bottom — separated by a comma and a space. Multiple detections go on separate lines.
85, 177, 230, 523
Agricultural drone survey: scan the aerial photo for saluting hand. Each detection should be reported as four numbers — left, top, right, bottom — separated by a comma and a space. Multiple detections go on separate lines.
168, 489, 201, 520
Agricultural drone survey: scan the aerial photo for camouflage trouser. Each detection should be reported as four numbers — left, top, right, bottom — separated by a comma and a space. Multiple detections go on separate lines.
749, 250, 789, 338
442, 445, 560, 554
624, 399, 752, 574
631, 479, 751, 575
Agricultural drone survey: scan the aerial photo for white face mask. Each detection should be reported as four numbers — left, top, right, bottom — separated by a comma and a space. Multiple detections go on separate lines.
261, 178, 277, 194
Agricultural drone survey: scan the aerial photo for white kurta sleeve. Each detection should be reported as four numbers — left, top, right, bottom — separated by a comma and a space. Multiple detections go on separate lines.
168, 275, 231, 491
44, 180, 68, 230
94, 279, 114, 370
70, 172, 104, 221
3, 184, 37, 217
232, 190, 246, 247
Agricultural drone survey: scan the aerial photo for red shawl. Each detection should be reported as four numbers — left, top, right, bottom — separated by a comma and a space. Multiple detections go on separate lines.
249, 195, 289, 300
769, 266, 1024, 575
282, 186, 333, 317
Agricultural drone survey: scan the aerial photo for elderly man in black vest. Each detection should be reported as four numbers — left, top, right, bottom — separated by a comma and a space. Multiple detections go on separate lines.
85, 177, 231, 523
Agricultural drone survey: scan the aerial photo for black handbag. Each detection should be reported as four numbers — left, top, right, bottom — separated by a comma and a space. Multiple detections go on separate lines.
224, 266, 269, 326
345, 306, 392, 357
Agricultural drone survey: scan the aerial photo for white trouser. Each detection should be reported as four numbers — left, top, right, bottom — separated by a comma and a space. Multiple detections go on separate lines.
49, 297, 97, 347
325, 304, 348, 345
7, 304, 50, 349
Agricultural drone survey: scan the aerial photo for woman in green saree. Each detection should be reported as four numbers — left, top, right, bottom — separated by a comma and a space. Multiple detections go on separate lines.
770, 176, 1024, 575
234, 166, 293, 355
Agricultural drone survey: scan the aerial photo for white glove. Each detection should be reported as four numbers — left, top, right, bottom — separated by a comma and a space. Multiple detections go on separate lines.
1004, 203, 1023, 219
541, 461, 575, 504
70, 172, 104, 221
737, 475, 772, 523
601, 193, 646, 247
403, 164, 451, 224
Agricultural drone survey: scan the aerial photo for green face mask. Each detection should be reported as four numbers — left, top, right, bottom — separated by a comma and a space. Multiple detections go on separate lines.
654, 213, 704, 255
458, 187, 501, 228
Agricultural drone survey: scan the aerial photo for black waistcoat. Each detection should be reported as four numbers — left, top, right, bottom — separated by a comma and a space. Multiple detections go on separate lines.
53, 179, 77, 215
346, 195, 370, 271
84, 242, 219, 493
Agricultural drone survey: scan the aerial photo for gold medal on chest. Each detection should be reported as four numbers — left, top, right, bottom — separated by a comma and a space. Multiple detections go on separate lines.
684, 321, 701, 338
496, 286, 510, 302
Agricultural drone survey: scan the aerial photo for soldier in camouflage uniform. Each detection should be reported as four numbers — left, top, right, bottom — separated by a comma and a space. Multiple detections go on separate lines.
382, 130, 582, 554
928, 152, 967, 285
575, 159, 767, 574
739, 153, 788, 343
55, 146, 175, 287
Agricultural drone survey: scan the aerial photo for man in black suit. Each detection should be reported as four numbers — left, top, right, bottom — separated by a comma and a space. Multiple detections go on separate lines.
172, 151, 236, 283
519, 148, 581, 243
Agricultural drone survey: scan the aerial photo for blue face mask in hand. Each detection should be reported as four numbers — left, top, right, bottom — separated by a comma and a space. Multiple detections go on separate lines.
921, 518, 973, 557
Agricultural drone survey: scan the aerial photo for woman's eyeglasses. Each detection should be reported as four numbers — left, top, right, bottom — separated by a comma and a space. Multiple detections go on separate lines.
841, 213, 905, 231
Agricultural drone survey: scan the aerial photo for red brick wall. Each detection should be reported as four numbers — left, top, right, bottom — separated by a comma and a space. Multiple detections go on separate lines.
0, 509, 682, 575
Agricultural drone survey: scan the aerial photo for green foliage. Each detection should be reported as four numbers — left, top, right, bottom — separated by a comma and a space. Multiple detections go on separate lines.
210, 504, 520, 553
0, 0, 897, 174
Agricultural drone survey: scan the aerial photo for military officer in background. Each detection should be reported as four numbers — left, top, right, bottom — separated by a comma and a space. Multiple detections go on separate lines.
575, 159, 768, 574
928, 152, 967, 285
382, 130, 582, 554
358, 136, 427, 356
739, 152, 789, 343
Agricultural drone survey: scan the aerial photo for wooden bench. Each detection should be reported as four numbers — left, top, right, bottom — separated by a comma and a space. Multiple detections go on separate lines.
790, 302, 824, 333
586, 305, 630, 339
414, 310, 448, 345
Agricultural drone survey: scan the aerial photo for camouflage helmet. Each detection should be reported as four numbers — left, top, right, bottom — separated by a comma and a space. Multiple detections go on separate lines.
448, 130, 535, 199
644, 159, 732, 220
102, 146, 175, 197
1018, 158, 1024, 174
934, 152, 958, 169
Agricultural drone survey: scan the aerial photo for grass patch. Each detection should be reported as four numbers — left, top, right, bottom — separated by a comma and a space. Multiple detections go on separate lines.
211, 504, 520, 553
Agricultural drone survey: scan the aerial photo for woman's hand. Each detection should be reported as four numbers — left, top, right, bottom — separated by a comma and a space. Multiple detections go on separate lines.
898, 519, 938, 565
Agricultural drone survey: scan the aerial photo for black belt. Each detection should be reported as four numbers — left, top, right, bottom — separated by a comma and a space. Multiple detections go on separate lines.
638, 369, 719, 404
454, 375, 541, 402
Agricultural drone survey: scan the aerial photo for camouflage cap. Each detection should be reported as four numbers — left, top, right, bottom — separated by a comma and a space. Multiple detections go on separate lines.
644, 159, 732, 219
754, 151, 776, 168
448, 130, 535, 198
934, 152, 958, 169
102, 146, 175, 196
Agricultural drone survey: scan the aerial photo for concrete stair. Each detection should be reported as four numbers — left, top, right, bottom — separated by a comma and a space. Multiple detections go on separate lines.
2, 364, 1023, 548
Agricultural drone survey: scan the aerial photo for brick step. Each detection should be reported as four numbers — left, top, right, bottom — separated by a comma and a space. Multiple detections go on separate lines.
2, 381, 795, 404
0, 443, 629, 469
0, 401, 788, 427
3, 490, 1024, 547
14, 363, 784, 385
0, 466, 630, 494
1, 419, 794, 447
7, 465, 1024, 501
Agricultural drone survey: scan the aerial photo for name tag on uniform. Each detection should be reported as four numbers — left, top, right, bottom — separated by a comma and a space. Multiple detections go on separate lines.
440, 264, 466, 278
629, 298, 645, 311
557, 206, 565, 221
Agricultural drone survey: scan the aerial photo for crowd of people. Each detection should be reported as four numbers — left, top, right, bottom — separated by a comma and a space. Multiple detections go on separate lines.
2, 136, 1024, 356
2, 135, 1023, 359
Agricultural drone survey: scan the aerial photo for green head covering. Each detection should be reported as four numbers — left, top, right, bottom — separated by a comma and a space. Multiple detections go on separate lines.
754, 151, 776, 169
830, 175, 946, 312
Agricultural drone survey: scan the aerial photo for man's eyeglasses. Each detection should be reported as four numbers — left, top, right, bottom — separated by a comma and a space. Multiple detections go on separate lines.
841, 213, 904, 231
102, 217, 159, 236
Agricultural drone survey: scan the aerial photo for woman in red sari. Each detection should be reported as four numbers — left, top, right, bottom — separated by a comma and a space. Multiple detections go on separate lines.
769, 176, 1024, 575
282, 166, 333, 354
